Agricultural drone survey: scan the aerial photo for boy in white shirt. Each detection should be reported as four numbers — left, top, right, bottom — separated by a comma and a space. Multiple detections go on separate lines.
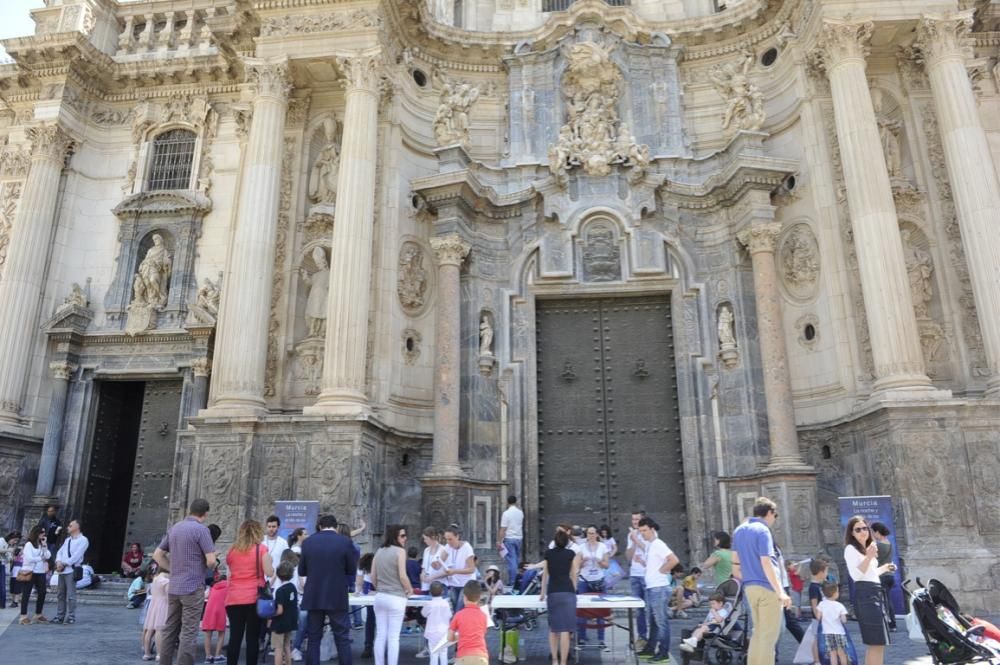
422, 581, 453, 665
815, 582, 849, 665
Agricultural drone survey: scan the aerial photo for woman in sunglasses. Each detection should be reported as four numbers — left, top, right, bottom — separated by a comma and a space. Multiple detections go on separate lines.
844, 516, 896, 665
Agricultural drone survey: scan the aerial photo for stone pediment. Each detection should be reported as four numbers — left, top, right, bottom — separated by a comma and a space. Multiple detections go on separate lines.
113, 190, 212, 219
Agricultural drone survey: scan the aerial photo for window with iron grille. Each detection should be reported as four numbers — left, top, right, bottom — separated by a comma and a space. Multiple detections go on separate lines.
146, 129, 196, 191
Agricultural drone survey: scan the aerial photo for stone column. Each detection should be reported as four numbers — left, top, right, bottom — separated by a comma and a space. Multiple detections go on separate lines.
35, 362, 75, 496
191, 358, 211, 413
917, 12, 1000, 395
0, 124, 74, 425
307, 54, 383, 416
737, 222, 806, 468
205, 58, 289, 416
816, 21, 933, 395
427, 234, 470, 475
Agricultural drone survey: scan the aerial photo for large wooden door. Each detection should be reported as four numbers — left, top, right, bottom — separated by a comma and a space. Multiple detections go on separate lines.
535, 296, 688, 557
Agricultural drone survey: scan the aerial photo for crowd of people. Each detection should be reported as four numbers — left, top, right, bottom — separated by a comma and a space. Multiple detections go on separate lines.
0, 494, 901, 665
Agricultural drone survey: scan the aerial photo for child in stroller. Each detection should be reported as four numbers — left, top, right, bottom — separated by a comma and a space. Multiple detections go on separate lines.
680, 580, 747, 665
679, 592, 731, 653
499, 564, 541, 631
907, 578, 1000, 665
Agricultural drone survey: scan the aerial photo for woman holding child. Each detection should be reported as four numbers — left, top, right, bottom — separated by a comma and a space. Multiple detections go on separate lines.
844, 515, 894, 665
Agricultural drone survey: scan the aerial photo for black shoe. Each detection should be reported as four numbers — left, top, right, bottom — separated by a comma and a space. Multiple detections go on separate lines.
51, 617, 64, 624
361, 649, 374, 659
638, 649, 656, 659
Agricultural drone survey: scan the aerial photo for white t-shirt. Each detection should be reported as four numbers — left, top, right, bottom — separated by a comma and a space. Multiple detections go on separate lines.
644, 538, 674, 589
817, 598, 847, 635
262, 535, 289, 572
500, 506, 524, 540
844, 545, 880, 583
421, 596, 453, 642
445, 541, 476, 587
628, 530, 648, 577
421, 543, 447, 591
579, 541, 609, 582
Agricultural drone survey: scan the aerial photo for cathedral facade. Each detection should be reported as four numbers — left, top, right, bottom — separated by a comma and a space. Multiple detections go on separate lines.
0, 0, 998, 610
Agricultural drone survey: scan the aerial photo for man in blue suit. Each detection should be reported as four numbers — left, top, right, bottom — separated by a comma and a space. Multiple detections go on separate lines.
299, 513, 359, 665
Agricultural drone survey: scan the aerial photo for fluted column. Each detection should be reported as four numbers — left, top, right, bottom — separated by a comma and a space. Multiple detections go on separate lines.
205, 58, 289, 416
816, 21, 932, 395
428, 235, 470, 475
917, 12, 1000, 395
36, 362, 75, 495
0, 124, 74, 425
307, 53, 383, 416
737, 222, 806, 468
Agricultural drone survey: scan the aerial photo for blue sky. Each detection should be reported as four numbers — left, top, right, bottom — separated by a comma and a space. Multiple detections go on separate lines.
0, 1, 47, 61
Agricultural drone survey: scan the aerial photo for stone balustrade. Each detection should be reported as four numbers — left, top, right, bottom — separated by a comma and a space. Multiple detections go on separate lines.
114, 3, 224, 56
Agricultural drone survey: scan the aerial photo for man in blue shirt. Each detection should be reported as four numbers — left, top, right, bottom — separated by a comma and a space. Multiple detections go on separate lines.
732, 497, 790, 665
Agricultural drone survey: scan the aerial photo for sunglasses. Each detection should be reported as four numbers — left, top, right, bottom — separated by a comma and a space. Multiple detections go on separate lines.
853, 526, 869, 533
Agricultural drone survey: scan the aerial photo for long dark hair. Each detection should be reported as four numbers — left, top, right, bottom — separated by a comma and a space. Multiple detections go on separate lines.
27, 525, 44, 547
844, 515, 872, 554
382, 524, 407, 549
713, 530, 731, 549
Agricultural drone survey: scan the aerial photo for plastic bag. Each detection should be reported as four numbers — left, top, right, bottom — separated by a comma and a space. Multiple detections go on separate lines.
905, 593, 924, 643
605, 559, 625, 590
793, 620, 817, 664
319, 630, 336, 661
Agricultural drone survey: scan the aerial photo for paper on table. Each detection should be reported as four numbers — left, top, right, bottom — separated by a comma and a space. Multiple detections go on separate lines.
430, 636, 456, 654
596, 595, 635, 602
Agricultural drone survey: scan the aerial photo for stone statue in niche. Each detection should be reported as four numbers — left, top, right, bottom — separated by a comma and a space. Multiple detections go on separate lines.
479, 314, 493, 355
433, 78, 481, 149
901, 228, 933, 319
717, 304, 739, 369
872, 91, 904, 180
186, 274, 222, 325
308, 118, 340, 205
708, 50, 766, 132
63, 282, 89, 309
131, 234, 172, 310
547, 40, 649, 184
300, 246, 331, 338
397, 242, 428, 312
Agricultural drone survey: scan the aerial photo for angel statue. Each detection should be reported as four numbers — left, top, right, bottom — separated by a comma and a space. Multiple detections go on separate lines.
708, 50, 766, 132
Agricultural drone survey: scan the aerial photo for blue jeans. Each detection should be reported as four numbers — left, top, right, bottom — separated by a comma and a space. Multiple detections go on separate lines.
645, 586, 671, 657
503, 538, 521, 585
448, 586, 466, 612
294, 608, 309, 650
630, 576, 647, 640
577, 579, 606, 642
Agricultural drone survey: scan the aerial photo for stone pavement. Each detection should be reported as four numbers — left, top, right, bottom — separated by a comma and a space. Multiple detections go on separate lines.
0, 602, 949, 665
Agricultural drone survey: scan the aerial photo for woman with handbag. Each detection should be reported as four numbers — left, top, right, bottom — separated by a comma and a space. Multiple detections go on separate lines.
371, 524, 414, 665
18, 525, 51, 625
226, 519, 275, 665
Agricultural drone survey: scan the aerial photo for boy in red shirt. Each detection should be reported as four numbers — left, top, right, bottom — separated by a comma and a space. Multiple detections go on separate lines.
448, 580, 489, 665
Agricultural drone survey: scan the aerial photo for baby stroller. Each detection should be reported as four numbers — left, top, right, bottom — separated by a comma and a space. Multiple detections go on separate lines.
907, 578, 1000, 665
501, 568, 541, 631
680, 579, 747, 665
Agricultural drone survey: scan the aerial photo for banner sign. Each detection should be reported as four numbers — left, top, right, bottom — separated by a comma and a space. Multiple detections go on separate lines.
838, 495, 905, 614
274, 500, 320, 541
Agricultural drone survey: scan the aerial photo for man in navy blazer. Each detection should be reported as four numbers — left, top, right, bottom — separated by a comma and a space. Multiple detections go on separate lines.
299, 513, 359, 665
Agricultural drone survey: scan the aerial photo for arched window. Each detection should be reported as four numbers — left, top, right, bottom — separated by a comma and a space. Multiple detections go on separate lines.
146, 129, 197, 191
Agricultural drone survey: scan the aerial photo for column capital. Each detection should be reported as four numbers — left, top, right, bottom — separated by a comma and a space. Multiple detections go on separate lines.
25, 124, 74, 164
915, 11, 975, 68
431, 234, 471, 267
812, 19, 873, 72
49, 361, 75, 381
335, 52, 385, 95
192, 358, 211, 378
244, 57, 291, 101
737, 222, 782, 255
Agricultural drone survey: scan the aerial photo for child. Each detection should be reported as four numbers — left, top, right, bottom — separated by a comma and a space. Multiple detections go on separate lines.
816, 582, 849, 665
671, 566, 701, 618
483, 565, 504, 603
272, 561, 300, 665
788, 560, 805, 618
448, 580, 489, 665
358, 552, 376, 658
142, 567, 170, 661
423, 581, 453, 665
680, 592, 731, 652
127, 570, 148, 609
808, 558, 829, 665
201, 571, 229, 663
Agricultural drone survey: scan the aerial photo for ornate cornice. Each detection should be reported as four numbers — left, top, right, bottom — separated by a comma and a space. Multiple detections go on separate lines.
25, 124, 75, 163
335, 52, 384, 94
736, 222, 782, 254
915, 11, 976, 68
244, 57, 292, 101
113, 190, 213, 219
430, 234, 471, 267
812, 20, 873, 73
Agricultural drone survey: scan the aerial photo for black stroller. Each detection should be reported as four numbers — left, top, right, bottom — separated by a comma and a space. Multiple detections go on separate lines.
500, 567, 542, 631
907, 578, 1000, 664
680, 579, 748, 665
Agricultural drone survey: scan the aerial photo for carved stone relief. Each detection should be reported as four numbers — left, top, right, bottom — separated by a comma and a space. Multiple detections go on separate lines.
260, 9, 381, 37
185, 274, 221, 326
126, 233, 173, 336
0, 455, 20, 530
708, 49, 766, 133
778, 224, 820, 301
717, 303, 739, 369
309, 444, 352, 513
308, 118, 339, 207
580, 220, 621, 282
433, 70, 480, 149
201, 445, 242, 538
0, 145, 29, 177
397, 241, 429, 313
259, 445, 294, 511
0, 181, 22, 279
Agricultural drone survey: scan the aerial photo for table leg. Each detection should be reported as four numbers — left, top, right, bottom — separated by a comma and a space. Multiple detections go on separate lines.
628, 608, 638, 664
500, 613, 506, 664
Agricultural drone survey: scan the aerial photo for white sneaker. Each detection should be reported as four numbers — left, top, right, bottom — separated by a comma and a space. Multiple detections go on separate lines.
680, 642, 696, 653
683, 637, 698, 648
291, 649, 303, 662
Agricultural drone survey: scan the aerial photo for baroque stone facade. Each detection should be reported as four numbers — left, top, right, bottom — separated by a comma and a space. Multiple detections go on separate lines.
0, 0, 999, 611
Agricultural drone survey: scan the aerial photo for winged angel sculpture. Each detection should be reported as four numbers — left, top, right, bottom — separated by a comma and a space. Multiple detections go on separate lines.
708, 50, 766, 132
